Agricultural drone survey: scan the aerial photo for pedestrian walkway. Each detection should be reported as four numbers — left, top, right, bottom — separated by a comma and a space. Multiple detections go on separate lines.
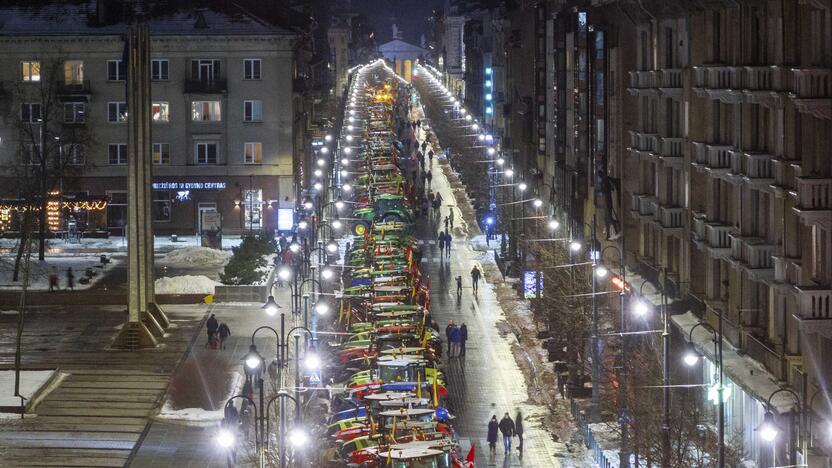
409, 103, 565, 467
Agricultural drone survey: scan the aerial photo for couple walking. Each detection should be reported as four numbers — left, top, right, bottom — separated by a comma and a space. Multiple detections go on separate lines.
444, 320, 467, 357
487, 411, 524, 457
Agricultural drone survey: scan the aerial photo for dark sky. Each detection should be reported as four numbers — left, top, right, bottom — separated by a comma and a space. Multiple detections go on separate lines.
350, 0, 438, 45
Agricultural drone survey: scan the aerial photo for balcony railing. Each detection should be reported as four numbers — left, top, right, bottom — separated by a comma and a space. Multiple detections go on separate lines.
705, 223, 733, 249
629, 70, 657, 89
659, 69, 683, 88
693, 66, 741, 89
795, 178, 832, 210
731, 236, 775, 269
58, 80, 92, 95
791, 68, 831, 98
184, 79, 228, 94
745, 332, 785, 381
693, 142, 708, 164
630, 193, 657, 217
772, 159, 800, 190
629, 131, 658, 152
796, 287, 832, 319
692, 214, 707, 240
658, 206, 684, 228
743, 66, 785, 91
658, 137, 684, 158
773, 256, 803, 285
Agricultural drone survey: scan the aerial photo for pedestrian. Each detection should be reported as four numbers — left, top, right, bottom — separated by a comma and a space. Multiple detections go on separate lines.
438, 231, 446, 258
421, 198, 429, 217
499, 412, 515, 453
445, 231, 453, 258
428, 150, 434, 166
455, 275, 462, 299
48, 270, 59, 292
432, 196, 441, 213
444, 320, 455, 355
449, 207, 455, 229
449, 323, 461, 357
217, 322, 231, 350
421, 141, 427, 152
66, 267, 75, 291
460, 323, 468, 356
426, 170, 433, 188
515, 410, 524, 456
205, 313, 219, 348
443, 215, 449, 232
487, 415, 499, 455
470, 265, 481, 294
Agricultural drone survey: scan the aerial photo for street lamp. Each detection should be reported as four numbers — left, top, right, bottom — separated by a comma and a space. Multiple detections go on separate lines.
569, 240, 582, 252
757, 387, 806, 467
548, 219, 560, 231
314, 302, 329, 316
262, 295, 281, 316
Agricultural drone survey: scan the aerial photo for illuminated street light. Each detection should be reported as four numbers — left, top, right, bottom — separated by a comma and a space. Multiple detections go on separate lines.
757, 412, 779, 442
633, 299, 649, 317
304, 353, 321, 371
548, 219, 560, 231
320, 147, 329, 154
505, 168, 514, 178
331, 219, 343, 230
518, 182, 527, 192
278, 267, 292, 281
313, 169, 322, 177
487, 147, 496, 156
324, 134, 333, 142
533, 199, 543, 208
334, 199, 345, 210
341, 158, 349, 165
314, 302, 329, 315
298, 220, 308, 230
288, 427, 309, 448
683, 350, 700, 367
496, 157, 505, 166
321, 268, 334, 280
342, 183, 352, 192
465, 114, 472, 121
313, 182, 323, 191
326, 241, 338, 253
595, 265, 608, 278
569, 240, 582, 252
216, 428, 235, 448
303, 200, 313, 210
317, 158, 326, 167
346, 135, 353, 142
344, 147, 352, 155
472, 123, 479, 131
263, 295, 280, 316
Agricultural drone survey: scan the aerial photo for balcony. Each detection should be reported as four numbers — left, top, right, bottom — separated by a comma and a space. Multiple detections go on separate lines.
704, 223, 733, 257
730, 235, 775, 280
657, 137, 685, 167
771, 159, 801, 195
730, 151, 775, 189
627, 70, 658, 96
57, 80, 92, 98
795, 287, 832, 320
693, 66, 742, 103
658, 69, 683, 99
789, 68, 831, 120
628, 131, 659, 154
692, 213, 707, 241
742, 66, 787, 108
629, 193, 657, 218
658, 205, 684, 231
773, 256, 802, 285
793, 178, 832, 227
691, 142, 734, 177
744, 332, 786, 382
184, 79, 228, 94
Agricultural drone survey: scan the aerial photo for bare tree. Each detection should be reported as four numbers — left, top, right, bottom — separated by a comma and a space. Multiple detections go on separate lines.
0, 56, 91, 274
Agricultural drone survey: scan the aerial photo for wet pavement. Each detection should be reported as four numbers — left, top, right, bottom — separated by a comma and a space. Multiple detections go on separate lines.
411, 113, 566, 466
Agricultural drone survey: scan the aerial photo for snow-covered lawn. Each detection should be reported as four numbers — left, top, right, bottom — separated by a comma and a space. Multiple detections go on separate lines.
154, 275, 221, 295
157, 246, 231, 267
0, 254, 118, 290
155, 372, 243, 426
0, 235, 244, 254
0, 370, 57, 418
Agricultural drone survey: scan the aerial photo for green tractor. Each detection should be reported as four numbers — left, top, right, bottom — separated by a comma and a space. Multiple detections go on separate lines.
351, 194, 413, 235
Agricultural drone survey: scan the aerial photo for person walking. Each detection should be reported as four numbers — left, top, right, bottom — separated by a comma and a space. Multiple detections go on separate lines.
443, 215, 450, 232
205, 313, 219, 348
48, 270, 59, 292
455, 276, 462, 299
444, 320, 455, 355
487, 416, 499, 455
217, 322, 231, 350
426, 170, 433, 189
445, 231, 453, 258
428, 150, 434, 166
515, 410, 524, 457
449, 207, 455, 230
499, 413, 515, 453
470, 265, 481, 295
438, 231, 446, 259
66, 267, 75, 291
449, 324, 461, 357
459, 323, 468, 357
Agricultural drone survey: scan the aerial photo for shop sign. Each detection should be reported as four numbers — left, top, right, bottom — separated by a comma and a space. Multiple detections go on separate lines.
152, 182, 227, 190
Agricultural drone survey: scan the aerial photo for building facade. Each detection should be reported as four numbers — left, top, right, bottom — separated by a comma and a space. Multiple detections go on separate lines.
0, 3, 297, 237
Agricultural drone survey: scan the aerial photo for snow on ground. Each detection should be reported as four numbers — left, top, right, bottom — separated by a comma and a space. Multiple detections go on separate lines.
154, 275, 221, 295
0, 235, 244, 254
0, 370, 56, 418
0, 254, 118, 290
155, 372, 243, 426
157, 246, 231, 267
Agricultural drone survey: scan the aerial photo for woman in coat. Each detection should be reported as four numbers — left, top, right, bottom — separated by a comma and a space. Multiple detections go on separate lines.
487, 415, 499, 454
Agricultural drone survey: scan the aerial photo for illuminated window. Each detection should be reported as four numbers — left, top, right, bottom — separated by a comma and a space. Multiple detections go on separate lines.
152, 102, 169, 122
191, 101, 221, 121
21, 61, 40, 81
244, 142, 262, 164
64, 60, 84, 84
108, 102, 128, 123
153, 143, 170, 165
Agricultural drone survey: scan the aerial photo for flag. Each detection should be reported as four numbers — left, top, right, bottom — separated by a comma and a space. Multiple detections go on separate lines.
432, 365, 438, 407
416, 372, 421, 399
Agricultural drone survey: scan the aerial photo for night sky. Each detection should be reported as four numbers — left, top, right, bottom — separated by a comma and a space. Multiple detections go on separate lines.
350, 0, 438, 44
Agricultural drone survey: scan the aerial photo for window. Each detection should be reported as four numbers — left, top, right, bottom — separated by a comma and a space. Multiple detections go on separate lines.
108, 143, 127, 165
21, 61, 41, 81
151, 59, 169, 80
107, 60, 127, 81
21, 144, 40, 165
191, 101, 221, 121
20, 103, 42, 123
244, 59, 261, 80
108, 102, 128, 123
64, 60, 84, 84
243, 189, 262, 230
107, 191, 128, 229
191, 59, 220, 80
152, 102, 169, 122
244, 142, 262, 164
64, 102, 85, 123
195, 142, 218, 164
152, 190, 172, 222
62, 144, 85, 165
153, 143, 170, 165
244, 100, 262, 122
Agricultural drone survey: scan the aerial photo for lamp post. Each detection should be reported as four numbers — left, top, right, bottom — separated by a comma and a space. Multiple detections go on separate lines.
758, 387, 806, 468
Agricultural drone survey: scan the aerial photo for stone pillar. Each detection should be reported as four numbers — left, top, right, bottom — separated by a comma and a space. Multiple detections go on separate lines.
113, 23, 168, 349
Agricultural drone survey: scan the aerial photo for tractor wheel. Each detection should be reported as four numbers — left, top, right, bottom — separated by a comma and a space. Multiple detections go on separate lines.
352, 221, 370, 236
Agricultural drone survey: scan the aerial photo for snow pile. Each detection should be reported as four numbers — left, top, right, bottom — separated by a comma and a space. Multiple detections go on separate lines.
158, 246, 231, 267
154, 275, 221, 295
0, 370, 57, 418
156, 372, 243, 426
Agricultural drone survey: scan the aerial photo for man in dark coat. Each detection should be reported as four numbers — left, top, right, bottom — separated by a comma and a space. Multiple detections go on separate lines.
459, 323, 468, 357
499, 413, 515, 453
444, 320, 455, 354
487, 415, 499, 454
470, 266, 481, 294
515, 410, 524, 456
205, 314, 219, 348
217, 322, 231, 350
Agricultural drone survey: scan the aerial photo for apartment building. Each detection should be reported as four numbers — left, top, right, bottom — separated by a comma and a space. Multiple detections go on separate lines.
0, 2, 297, 236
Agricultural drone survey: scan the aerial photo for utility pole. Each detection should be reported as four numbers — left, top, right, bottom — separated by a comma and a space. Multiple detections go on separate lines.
661, 268, 671, 466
